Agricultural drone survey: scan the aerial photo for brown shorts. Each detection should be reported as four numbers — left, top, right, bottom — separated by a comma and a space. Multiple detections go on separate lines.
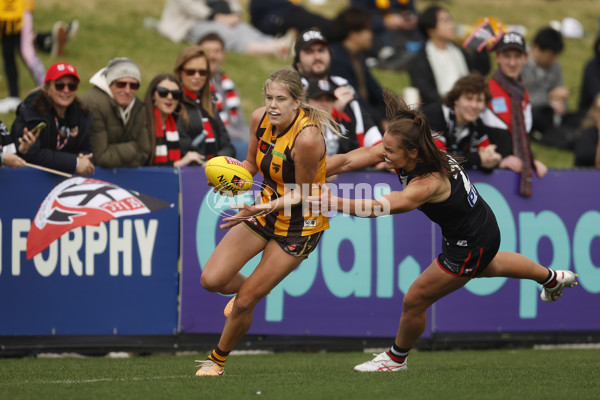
242, 220, 323, 258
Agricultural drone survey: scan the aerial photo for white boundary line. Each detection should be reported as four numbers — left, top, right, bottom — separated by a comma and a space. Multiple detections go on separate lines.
3, 375, 193, 386
534, 343, 600, 350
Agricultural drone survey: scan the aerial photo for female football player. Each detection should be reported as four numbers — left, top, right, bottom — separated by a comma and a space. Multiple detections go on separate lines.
309, 90, 577, 372
195, 67, 340, 376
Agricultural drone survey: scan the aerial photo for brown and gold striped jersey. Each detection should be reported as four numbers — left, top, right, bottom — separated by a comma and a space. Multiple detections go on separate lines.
253, 109, 329, 237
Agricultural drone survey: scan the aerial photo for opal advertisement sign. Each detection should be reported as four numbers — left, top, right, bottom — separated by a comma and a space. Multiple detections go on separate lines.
179, 168, 600, 337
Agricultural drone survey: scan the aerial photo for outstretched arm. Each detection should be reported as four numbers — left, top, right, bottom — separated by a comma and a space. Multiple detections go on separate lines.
220, 124, 325, 229
327, 142, 385, 176
309, 173, 442, 218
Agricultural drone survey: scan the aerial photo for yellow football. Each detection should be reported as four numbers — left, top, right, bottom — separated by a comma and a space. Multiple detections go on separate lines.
205, 156, 253, 195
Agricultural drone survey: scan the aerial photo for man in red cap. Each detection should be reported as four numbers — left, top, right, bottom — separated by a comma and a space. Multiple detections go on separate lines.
10, 62, 94, 175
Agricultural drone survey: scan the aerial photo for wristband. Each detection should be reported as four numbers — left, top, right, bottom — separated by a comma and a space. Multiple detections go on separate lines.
1, 153, 3, 167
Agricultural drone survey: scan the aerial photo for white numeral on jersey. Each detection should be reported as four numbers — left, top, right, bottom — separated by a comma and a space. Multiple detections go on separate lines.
450, 158, 477, 208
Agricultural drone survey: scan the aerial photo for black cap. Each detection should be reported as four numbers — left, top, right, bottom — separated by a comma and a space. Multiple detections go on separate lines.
307, 79, 336, 100
294, 29, 329, 57
494, 32, 527, 53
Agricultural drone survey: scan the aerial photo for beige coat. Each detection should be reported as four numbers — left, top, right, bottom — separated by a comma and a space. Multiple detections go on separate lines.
157, 0, 242, 43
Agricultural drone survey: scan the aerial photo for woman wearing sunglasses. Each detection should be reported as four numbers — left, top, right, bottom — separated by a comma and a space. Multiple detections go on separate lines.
144, 74, 205, 166
173, 46, 235, 160
81, 57, 150, 168
10, 62, 94, 175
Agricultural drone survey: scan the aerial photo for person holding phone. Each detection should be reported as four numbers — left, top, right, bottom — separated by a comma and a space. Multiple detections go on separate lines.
10, 62, 94, 175
1, 120, 32, 168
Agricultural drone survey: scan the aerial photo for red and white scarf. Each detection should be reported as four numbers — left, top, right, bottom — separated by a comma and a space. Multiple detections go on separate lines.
210, 73, 241, 128
153, 107, 181, 165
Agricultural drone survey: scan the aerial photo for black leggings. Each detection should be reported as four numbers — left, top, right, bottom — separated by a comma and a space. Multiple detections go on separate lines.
2, 32, 20, 97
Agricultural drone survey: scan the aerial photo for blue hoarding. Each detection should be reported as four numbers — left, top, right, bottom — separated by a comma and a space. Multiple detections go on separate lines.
0, 167, 180, 335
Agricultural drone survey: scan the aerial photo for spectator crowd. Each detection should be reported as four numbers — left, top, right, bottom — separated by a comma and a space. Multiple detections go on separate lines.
2, 0, 600, 197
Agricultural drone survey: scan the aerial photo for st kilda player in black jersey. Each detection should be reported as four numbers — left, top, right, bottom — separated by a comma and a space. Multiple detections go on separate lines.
309, 91, 578, 373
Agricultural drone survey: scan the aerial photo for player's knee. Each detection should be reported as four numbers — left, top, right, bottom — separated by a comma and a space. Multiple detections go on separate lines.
402, 294, 417, 311
230, 294, 256, 315
402, 291, 427, 314
200, 271, 224, 292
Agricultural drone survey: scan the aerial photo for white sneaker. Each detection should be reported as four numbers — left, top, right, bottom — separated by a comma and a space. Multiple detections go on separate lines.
0, 97, 21, 114
541, 270, 578, 303
66, 19, 79, 40
354, 352, 407, 372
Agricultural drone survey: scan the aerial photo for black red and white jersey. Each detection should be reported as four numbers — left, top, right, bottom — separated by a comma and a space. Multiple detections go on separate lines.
399, 158, 496, 244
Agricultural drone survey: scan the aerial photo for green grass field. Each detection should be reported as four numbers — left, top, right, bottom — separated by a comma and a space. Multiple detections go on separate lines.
2, 3, 599, 398
1, 349, 599, 400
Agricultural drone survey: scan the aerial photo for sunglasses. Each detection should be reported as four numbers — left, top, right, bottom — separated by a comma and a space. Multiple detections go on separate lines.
114, 81, 140, 90
53, 81, 79, 92
182, 68, 209, 77
156, 87, 182, 100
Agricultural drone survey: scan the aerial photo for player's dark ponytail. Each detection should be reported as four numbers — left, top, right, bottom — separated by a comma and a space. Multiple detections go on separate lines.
383, 90, 453, 178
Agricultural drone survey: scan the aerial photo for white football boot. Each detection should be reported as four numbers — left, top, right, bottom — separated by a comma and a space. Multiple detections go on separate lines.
541, 270, 578, 303
195, 359, 225, 376
354, 352, 407, 372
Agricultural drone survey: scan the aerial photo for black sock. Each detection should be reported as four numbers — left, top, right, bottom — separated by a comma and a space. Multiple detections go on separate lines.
541, 269, 557, 287
386, 344, 410, 363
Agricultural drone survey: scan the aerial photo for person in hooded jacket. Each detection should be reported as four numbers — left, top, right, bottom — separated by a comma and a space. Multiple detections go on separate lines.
80, 57, 149, 168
